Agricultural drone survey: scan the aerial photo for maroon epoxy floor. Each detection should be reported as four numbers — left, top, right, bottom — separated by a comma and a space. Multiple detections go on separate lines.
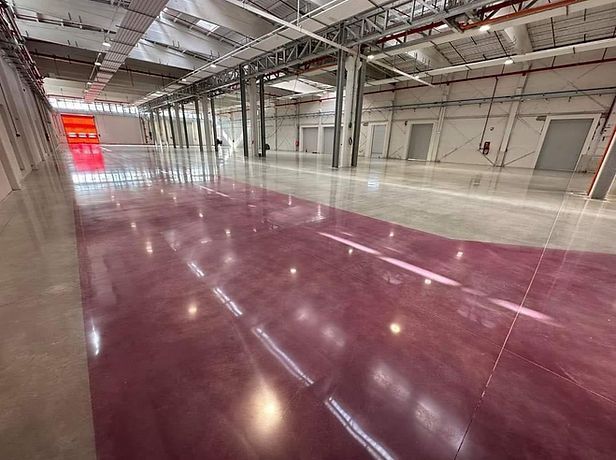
75, 176, 616, 459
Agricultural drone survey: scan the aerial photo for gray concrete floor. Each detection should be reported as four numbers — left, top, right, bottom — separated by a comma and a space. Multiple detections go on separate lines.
1, 144, 615, 459
153, 147, 616, 253
0, 156, 95, 460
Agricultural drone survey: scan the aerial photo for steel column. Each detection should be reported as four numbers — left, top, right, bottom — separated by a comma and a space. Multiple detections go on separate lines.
167, 105, 176, 148
201, 96, 213, 150
239, 65, 249, 158
194, 98, 204, 153
249, 77, 259, 156
150, 113, 158, 145
174, 105, 183, 148
158, 109, 168, 146
210, 97, 219, 154
259, 77, 267, 157
149, 112, 157, 145
588, 126, 616, 199
332, 49, 346, 168
351, 57, 366, 167
181, 103, 190, 147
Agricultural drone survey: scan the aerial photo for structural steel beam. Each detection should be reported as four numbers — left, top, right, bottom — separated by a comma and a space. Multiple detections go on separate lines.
141, 0, 613, 110
142, 0, 494, 108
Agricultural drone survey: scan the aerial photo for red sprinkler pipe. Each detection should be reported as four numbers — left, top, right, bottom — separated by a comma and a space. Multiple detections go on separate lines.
460, 0, 583, 31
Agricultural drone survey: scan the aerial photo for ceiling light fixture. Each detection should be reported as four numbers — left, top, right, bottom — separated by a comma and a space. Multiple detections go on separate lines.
181, 78, 188, 82
504, 57, 514, 65
479, 24, 491, 32
367, 54, 375, 60
211, 63, 217, 68
94, 61, 102, 66
102, 40, 111, 47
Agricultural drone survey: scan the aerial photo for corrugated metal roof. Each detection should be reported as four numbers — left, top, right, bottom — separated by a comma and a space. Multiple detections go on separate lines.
527, 4, 616, 50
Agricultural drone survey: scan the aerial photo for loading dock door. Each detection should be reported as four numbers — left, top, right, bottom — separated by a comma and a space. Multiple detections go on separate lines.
535, 118, 594, 171
302, 127, 318, 153
61, 114, 99, 144
322, 126, 335, 155
370, 124, 386, 157
407, 123, 433, 160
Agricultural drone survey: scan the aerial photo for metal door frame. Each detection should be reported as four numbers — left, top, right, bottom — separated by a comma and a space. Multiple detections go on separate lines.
533, 114, 601, 171
320, 124, 335, 154
367, 122, 387, 157
300, 125, 320, 153
404, 120, 436, 161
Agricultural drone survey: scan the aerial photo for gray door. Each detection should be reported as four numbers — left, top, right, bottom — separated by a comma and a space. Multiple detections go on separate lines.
407, 123, 433, 160
535, 118, 594, 171
302, 127, 318, 153
322, 126, 335, 155
370, 124, 386, 157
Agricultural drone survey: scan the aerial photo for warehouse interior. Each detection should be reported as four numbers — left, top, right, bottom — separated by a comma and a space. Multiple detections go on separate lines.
1, 0, 616, 458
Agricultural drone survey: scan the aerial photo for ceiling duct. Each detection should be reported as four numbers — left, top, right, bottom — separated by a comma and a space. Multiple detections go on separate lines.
85, 0, 169, 102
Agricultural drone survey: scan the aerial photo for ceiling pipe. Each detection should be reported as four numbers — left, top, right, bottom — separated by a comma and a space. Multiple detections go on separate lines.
367, 36, 616, 86
475, 0, 527, 15
373, 0, 530, 46
212, 83, 615, 115
375, 21, 444, 45
29, 52, 182, 80
366, 0, 614, 74
365, 57, 616, 97
460, 0, 585, 31
207, 55, 615, 112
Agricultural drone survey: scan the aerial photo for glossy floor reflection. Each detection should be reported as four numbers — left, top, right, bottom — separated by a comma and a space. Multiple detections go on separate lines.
2, 144, 616, 459
72, 146, 616, 459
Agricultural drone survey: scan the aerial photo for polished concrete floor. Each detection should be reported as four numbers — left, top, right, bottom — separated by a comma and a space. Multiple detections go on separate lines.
1, 144, 615, 459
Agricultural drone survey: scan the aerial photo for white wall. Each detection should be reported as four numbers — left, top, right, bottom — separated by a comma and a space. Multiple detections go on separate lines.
95, 114, 144, 144
54, 110, 146, 145
0, 56, 56, 202
0, 160, 11, 201
264, 49, 616, 172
